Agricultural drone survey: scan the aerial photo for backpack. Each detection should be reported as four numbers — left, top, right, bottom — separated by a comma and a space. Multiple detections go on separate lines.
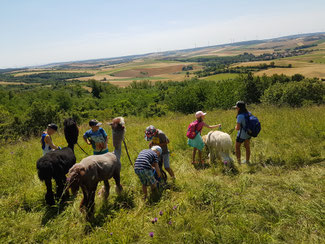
243, 112, 261, 137
186, 120, 199, 139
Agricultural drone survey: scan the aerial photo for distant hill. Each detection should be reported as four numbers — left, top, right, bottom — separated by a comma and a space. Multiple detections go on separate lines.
6, 32, 323, 70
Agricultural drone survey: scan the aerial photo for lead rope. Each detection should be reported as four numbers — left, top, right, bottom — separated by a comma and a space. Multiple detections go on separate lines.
123, 139, 134, 167
77, 142, 90, 156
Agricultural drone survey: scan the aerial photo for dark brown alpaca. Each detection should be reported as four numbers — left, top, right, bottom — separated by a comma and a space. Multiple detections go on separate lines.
36, 118, 79, 205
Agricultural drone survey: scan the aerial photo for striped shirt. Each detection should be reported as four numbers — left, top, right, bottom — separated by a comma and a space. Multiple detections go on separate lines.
134, 149, 158, 170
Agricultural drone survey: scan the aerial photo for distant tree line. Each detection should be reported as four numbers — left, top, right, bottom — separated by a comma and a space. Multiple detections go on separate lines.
0, 72, 94, 84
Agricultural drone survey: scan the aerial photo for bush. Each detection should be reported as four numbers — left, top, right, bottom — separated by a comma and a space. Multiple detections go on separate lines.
261, 79, 325, 107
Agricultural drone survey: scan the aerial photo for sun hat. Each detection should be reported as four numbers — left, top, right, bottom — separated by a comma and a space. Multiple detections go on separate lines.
145, 125, 157, 141
151, 145, 162, 155
232, 101, 246, 109
195, 111, 207, 119
89, 119, 102, 127
48, 123, 58, 131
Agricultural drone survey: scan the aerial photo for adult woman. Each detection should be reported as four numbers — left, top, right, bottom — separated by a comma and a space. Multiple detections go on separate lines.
233, 101, 251, 164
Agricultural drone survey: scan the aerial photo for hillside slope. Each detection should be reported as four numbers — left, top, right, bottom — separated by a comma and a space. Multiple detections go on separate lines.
0, 106, 324, 243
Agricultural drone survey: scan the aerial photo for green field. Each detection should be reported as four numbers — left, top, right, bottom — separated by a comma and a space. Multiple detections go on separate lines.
201, 73, 239, 81
1, 106, 325, 243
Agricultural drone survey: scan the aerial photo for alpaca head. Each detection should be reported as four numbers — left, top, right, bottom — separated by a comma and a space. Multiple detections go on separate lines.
63, 118, 79, 149
67, 165, 85, 195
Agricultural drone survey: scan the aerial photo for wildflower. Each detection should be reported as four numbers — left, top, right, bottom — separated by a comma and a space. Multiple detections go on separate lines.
173, 205, 177, 210
223, 160, 228, 165
168, 220, 172, 225
159, 211, 163, 216
110, 232, 113, 236
151, 219, 155, 224
154, 217, 158, 222
149, 232, 154, 237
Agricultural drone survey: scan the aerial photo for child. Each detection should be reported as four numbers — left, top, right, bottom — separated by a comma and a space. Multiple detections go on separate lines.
41, 123, 60, 155
109, 117, 125, 161
134, 146, 162, 200
233, 101, 251, 164
188, 111, 221, 164
83, 119, 109, 155
145, 125, 175, 179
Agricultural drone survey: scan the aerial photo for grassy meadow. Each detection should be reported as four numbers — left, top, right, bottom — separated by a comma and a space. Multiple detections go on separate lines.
1, 105, 325, 243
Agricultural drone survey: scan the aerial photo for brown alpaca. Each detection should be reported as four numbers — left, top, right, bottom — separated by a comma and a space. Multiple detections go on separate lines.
66, 152, 122, 219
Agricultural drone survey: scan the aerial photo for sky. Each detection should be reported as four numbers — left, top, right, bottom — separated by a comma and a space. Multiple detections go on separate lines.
1, 0, 325, 68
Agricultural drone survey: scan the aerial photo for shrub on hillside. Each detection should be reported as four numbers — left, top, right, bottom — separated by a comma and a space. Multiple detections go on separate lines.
261, 79, 325, 107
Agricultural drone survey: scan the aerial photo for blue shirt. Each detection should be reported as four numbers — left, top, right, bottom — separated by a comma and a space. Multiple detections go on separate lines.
134, 149, 158, 170
237, 114, 251, 140
83, 127, 108, 153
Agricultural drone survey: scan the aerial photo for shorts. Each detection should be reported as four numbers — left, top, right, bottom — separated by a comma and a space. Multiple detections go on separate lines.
162, 153, 170, 168
135, 169, 157, 186
236, 136, 251, 143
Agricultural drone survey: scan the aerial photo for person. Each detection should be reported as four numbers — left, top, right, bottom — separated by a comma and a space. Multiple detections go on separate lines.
83, 119, 109, 155
187, 111, 221, 164
233, 101, 251, 164
41, 123, 60, 155
134, 146, 162, 200
145, 125, 175, 179
108, 117, 125, 161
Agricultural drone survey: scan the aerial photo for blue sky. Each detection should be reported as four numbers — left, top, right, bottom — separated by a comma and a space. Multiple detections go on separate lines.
1, 0, 325, 68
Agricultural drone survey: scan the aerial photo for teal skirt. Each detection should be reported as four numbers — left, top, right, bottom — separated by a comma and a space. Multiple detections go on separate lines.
187, 133, 205, 151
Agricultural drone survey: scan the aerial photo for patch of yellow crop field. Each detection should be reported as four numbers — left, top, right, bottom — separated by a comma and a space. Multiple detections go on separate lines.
254, 63, 325, 79
0, 81, 41, 85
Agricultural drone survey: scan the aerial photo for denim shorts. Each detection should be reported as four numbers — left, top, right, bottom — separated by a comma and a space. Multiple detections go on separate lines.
236, 136, 250, 143
135, 169, 156, 186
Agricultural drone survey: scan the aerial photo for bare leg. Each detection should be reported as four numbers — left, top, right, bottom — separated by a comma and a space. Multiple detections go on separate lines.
192, 148, 197, 163
165, 167, 175, 178
198, 150, 203, 163
142, 185, 148, 200
244, 139, 251, 162
235, 141, 242, 164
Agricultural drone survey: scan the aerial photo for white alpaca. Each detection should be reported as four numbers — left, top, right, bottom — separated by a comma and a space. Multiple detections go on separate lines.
202, 131, 233, 164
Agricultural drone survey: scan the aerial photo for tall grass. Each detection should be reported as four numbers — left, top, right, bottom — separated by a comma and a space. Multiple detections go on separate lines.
0, 105, 324, 243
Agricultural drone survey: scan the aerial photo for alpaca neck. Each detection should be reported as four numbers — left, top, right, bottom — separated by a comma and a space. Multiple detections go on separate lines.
68, 143, 75, 152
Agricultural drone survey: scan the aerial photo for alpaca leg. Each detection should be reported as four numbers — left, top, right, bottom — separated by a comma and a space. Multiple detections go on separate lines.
55, 177, 64, 199
45, 179, 55, 205
80, 185, 89, 212
113, 173, 123, 194
55, 177, 69, 202
86, 183, 98, 219
102, 180, 110, 199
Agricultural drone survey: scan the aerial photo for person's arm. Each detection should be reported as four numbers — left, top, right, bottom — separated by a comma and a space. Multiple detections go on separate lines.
83, 132, 91, 145
153, 162, 161, 178
203, 122, 221, 129
235, 123, 241, 131
236, 115, 243, 131
44, 135, 59, 150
